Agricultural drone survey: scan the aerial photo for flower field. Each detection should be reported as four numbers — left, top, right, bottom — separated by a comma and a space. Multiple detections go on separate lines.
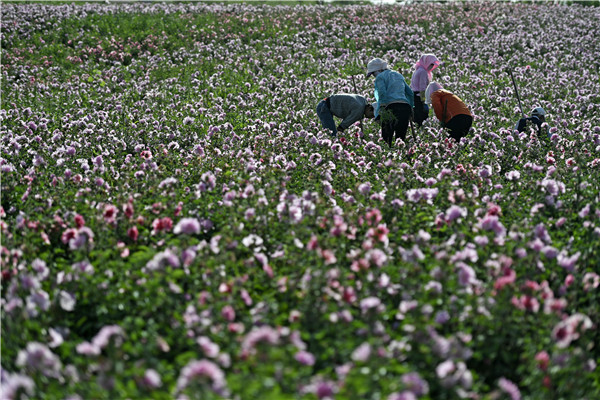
1, 2, 600, 399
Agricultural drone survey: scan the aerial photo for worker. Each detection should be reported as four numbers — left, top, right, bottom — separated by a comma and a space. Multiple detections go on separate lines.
425, 82, 473, 142
316, 94, 375, 137
366, 57, 414, 147
515, 107, 549, 138
410, 54, 441, 127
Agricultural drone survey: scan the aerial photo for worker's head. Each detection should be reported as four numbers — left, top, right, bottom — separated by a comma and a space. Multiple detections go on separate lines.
419, 54, 441, 72
366, 58, 388, 78
532, 107, 546, 122
364, 103, 375, 119
425, 82, 443, 104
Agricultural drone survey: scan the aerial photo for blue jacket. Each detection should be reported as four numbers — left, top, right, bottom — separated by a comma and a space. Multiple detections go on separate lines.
374, 70, 414, 117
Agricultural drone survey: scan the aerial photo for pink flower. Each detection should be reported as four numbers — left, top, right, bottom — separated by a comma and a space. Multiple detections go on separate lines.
358, 182, 371, 195
543, 297, 567, 315
541, 179, 565, 196
552, 313, 592, 348
498, 377, 521, 400
244, 208, 256, 220
506, 170, 520, 181
16, 342, 62, 378
197, 336, 220, 358
557, 251, 580, 271
242, 326, 279, 354
221, 305, 236, 322
0, 372, 35, 399
294, 350, 316, 366
541, 246, 558, 259
582, 272, 600, 291
123, 202, 134, 219
351, 342, 371, 362
176, 359, 228, 397
401, 372, 429, 396
61, 228, 78, 244
366, 248, 387, 267
103, 204, 118, 224
152, 217, 173, 234
320, 249, 337, 265
173, 218, 200, 235
92, 325, 125, 349
314, 381, 336, 399
494, 268, 516, 290
456, 262, 478, 286
511, 295, 539, 313
446, 205, 467, 222
564, 274, 574, 287
535, 351, 550, 371
578, 204, 591, 218
127, 226, 138, 241
241, 289, 253, 306
480, 215, 506, 237
74, 214, 85, 228
360, 296, 382, 313
307, 235, 319, 250
141, 369, 162, 389
388, 392, 417, 400
487, 203, 502, 216
76, 341, 101, 356
436, 360, 455, 379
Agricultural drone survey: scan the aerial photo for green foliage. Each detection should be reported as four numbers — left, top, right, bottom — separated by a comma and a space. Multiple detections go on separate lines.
2, 2, 600, 399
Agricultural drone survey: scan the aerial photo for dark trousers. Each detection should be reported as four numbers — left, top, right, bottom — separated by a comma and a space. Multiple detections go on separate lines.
413, 93, 429, 127
445, 114, 473, 141
380, 103, 412, 146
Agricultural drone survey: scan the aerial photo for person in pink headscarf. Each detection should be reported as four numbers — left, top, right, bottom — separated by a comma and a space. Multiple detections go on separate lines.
410, 54, 441, 127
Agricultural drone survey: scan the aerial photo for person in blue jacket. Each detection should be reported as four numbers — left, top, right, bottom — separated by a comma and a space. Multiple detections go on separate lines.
366, 58, 415, 147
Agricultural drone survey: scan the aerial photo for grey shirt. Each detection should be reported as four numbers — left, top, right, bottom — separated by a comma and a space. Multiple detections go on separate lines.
329, 94, 368, 131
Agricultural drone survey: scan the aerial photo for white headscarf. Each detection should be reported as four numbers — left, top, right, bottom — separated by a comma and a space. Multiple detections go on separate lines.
425, 82, 443, 104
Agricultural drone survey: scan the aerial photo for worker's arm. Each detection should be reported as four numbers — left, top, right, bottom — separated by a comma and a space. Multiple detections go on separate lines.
418, 71, 429, 99
404, 82, 415, 108
431, 92, 444, 123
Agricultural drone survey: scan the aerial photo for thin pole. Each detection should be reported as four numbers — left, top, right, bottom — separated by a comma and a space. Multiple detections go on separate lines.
351, 75, 364, 134
509, 68, 526, 118
409, 114, 416, 145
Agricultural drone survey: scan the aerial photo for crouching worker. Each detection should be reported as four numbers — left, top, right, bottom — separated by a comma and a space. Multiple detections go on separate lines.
425, 82, 473, 142
366, 57, 415, 147
515, 107, 549, 138
316, 94, 375, 137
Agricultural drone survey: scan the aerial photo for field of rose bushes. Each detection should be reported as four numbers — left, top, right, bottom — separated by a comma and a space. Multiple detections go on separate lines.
1, 2, 600, 399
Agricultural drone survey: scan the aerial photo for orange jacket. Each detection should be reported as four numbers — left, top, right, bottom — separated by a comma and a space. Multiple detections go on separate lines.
431, 90, 472, 124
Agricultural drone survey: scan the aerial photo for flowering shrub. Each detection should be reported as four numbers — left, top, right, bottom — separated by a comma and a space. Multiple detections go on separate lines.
1, 2, 599, 399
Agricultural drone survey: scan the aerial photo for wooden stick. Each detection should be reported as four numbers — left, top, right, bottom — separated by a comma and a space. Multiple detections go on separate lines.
509, 68, 526, 118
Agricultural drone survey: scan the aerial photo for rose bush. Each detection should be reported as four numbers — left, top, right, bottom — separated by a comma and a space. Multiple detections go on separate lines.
1, 2, 599, 399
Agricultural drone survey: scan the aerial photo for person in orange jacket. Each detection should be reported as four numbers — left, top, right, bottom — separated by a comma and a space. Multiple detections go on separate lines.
425, 82, 473, 141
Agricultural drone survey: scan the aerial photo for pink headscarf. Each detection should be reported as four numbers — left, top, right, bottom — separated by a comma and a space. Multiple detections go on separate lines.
414, 54, 441, 80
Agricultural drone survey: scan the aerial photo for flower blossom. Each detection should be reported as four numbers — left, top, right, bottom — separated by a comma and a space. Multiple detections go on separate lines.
173, 218, 201, 235
176, 359, 228, 397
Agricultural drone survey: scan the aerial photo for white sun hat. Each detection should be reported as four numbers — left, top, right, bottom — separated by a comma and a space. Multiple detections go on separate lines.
531, 107, 546, 117
366, 58, 388, 77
